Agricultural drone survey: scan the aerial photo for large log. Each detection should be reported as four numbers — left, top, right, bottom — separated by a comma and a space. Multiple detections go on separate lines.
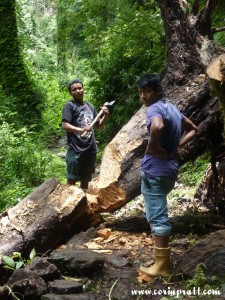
0, 177, 102, 259
87, 105, 147, 212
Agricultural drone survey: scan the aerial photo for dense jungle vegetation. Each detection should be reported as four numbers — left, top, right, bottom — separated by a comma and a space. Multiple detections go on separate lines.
0, 0, 224, 211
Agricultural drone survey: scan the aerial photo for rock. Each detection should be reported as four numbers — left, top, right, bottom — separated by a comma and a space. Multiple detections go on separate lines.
106, 250, 131, 267
178, 229, 225, 277
7, 269, 47, 299
41, 294, 96, 300
25, 256, 61, 281
48, 279, 83, 294
104, 216, 149, 232
204, 247, 225, 277
48, 249, 104, 277
66, 227, 98, 247
0, 286, 9, 300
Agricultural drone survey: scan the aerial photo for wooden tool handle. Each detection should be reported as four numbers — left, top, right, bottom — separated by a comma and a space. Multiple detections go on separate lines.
80, 109, 104, 138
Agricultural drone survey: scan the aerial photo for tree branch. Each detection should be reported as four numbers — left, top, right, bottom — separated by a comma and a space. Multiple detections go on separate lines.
212, 27, 225, 34
192, 0, 200, 15
195, 0, 216, 39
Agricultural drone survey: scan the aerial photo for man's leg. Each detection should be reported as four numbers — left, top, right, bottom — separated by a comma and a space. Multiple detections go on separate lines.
67, 179, 76, 185
79, 152, 96, 192
154, 235, 169, 248
140, 173, 174, 277
66, 148, 80, 185
80, 180, 89, 191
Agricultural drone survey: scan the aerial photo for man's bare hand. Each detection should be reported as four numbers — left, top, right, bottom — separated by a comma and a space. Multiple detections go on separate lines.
101, 106, 109, 116
83, 125, 92, 132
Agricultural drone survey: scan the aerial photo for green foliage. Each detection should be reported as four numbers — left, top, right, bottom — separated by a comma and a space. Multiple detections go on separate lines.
18, 0, 57, 73
0, 0, 45, 128
213, 0, 225, 47
0, 0, 224, 216
179, 153, 210, 186
55, 0, 165, 144
2, 248, 36, 271
0, 120, 66, 212
187, 264, 215, 290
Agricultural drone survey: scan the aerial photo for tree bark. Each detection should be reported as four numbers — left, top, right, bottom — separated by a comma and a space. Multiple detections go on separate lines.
0, 178, 102, 258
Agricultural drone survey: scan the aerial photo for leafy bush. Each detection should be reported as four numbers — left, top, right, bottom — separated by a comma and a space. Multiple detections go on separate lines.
0, 121, 66, 212
2, 248, 36, 271
179, 153, 210, 186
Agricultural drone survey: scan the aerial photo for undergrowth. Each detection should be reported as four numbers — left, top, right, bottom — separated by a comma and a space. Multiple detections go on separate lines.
179, 153, 210, 187
0, 120, 66, 212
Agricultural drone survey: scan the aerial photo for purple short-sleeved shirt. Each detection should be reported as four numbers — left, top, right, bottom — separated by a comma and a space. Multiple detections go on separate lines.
141, 99, 184, 179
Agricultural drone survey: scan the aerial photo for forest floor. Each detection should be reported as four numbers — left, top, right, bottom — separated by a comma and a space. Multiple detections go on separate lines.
51, 144, 225, 299
72, 182, 225, 300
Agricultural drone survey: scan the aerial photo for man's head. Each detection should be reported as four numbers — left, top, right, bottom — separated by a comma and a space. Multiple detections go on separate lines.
136, 74, 163, 106
67, 79, 84, 102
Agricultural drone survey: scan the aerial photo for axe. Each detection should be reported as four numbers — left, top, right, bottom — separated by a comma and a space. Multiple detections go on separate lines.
81, 100, 115, 138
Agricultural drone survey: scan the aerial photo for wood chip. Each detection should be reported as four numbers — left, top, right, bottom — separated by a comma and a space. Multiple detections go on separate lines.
102, 233, 120, 244
118, 237, 127, 244
93, 237, 104, 242
136, 271, 153, 283
84, 241, 103, 249
92, 249, 113, 254
97, 228, 112, 239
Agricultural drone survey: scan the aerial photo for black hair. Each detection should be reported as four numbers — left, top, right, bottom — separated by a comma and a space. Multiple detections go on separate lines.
136, 74, 162, 91
67, 79, 83, 93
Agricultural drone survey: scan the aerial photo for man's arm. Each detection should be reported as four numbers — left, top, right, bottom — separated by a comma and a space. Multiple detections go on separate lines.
145, 116, 168, 158
179, 116, 197, 148
62, 122, 90, 134
95, 106, 109, 130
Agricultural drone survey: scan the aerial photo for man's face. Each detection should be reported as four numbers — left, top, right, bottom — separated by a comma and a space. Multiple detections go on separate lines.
138, 87, 160, 107
70, 83, 84, 102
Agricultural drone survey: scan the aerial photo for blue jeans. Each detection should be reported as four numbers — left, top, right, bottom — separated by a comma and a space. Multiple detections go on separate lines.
141, 171, 175, 236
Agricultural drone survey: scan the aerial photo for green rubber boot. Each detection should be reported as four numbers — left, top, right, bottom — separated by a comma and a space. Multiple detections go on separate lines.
139, 247, 171, 277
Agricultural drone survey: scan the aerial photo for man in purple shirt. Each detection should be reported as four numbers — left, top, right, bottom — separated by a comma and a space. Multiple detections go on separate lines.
137, 74, 197, 277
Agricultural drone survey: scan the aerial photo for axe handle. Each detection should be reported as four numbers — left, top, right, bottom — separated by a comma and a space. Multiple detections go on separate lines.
80, 109, 104, 138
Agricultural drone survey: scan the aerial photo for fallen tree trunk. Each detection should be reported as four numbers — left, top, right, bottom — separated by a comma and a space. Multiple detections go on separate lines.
0, 177, 102, 259
87, 105, 147, 212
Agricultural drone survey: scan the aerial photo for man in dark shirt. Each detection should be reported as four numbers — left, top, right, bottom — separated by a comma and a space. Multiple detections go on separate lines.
137, 74, 197, 277
62, 79, 109, 191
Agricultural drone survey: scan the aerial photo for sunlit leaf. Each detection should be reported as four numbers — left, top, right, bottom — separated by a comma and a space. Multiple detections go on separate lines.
2, 256, 15, 268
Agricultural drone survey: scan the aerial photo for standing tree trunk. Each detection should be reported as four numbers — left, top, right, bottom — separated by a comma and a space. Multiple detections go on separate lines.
157, 0, 224, 85
0, 0, 44, 126
57, 0, 68, 75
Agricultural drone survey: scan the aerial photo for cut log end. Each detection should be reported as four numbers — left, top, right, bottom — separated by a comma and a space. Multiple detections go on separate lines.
206, 54, 225, 82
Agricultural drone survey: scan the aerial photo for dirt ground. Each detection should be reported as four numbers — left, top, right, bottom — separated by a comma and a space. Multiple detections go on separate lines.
81, 228, 189, 300
70, 186, 225, 300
